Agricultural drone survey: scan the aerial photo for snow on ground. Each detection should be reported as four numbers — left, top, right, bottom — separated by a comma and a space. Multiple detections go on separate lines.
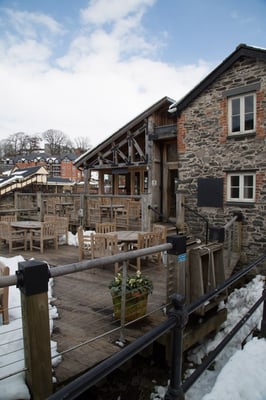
0, 238, 265, 399
151, 275, 266, 400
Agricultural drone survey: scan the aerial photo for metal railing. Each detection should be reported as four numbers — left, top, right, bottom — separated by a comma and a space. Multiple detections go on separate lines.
47, 252, 266, 400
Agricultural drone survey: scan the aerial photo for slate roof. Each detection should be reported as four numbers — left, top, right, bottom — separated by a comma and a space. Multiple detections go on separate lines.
169, 44, 266, 114
0, 166, 47, 188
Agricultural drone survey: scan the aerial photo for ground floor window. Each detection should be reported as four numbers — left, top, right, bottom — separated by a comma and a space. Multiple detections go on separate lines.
227, 172, 255, 202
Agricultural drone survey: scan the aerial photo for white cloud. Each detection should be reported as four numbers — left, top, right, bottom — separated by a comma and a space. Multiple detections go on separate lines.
0, 2, 212, 147
80, 0, 156, 25
4, 9, 65, 37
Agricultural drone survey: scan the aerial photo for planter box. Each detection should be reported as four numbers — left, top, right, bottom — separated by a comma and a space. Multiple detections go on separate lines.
111, 291, 149, 322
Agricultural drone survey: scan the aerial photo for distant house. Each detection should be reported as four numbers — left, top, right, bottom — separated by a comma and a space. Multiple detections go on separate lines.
169, 43, 266, 260
0, 166, 48, 196
2, 152, 82, 182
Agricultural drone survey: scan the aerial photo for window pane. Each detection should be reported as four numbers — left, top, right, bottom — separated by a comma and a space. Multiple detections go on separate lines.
232, 116, 240, 132
245, 114, 254, 130
231, 187, 239, 198
244, 96, 254, 131
231, 176, 239, 186
230, 175, 239, 198
244, 187, 253, 198
243, 175, 254, 199
232, 98, 240, 114
231, 98, 240, 132
245, 95, 254, 113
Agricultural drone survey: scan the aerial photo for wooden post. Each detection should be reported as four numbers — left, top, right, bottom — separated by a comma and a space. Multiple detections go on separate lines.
36, 192, 43, 221
17, 260, 53, 399
166, 235, 187, 309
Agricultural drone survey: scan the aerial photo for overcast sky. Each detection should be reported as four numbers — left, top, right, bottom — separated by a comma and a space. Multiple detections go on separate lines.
0, 0, 265, 148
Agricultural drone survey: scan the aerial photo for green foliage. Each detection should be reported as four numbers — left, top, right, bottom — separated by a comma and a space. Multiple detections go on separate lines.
108, 270, 153, 297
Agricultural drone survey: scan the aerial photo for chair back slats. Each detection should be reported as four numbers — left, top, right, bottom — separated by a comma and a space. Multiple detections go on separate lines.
128, 201, 141, 230
0, 215, 17, 222
91, 233, 119, 272
131, 231, 162, 271
152, 224, 167, 242
44, 215, 69, 244
95, 223, 116, 233
30, 222, 58, 253
77, 226, 92, 261
0, 222, 27, 253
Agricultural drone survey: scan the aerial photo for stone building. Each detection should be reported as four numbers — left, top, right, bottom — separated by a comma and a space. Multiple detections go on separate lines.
171, 43, 266, 261
75, 44, 265, 262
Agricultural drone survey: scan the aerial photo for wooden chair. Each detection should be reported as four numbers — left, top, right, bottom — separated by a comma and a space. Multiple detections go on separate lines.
30, 221, 58, 253
152, 224, 167, 263
91, 233, 120, 272
128, 201, 142, 230
95, 222, 116, 233
87, 199, 102, 228
44, 215, 69, 245
0, 222, 27, 253
77, 226, 92, 261
132, 231, 161, 271
115, 206, 129, 230
0, 262, 10, 324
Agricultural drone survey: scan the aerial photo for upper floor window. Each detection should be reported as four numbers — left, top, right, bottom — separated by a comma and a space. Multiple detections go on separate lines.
228, 93, 256, 136
227, 172, 255, 202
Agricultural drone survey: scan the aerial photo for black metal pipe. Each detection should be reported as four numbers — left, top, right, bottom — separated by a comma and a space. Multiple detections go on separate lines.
164, 295, 188, 400
47, 315, 177, 400
182, 291, 266, 393
261, 284, 266, 338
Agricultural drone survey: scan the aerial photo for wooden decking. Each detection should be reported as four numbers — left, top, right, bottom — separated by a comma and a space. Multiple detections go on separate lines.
3, 244, 168, 386
3, 242, 240, 387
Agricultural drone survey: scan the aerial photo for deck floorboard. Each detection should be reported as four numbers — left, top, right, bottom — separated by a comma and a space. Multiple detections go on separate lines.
4, 244, 167, 385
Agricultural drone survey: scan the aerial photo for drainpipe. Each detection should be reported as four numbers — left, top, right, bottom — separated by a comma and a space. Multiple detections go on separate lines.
159, 143, 164, 221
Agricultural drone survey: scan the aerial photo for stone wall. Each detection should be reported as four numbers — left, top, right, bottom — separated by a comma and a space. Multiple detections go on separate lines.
177, 57, 266, 261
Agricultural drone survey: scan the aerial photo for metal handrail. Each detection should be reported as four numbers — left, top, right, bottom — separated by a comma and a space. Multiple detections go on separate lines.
181, 202, 209, 244
47, 252, 266, 400
148, 204, 178, 229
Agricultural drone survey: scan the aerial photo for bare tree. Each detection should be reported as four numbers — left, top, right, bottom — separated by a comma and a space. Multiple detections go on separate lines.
27, 134, 42, 153
0, 132, 42, 157
42, 129, 72, 155
74, 136, 91, 153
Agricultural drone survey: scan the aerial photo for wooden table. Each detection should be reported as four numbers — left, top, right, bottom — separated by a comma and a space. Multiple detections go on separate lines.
99, 204, 125, 221
107, 230, 142, 251
109, 230, 138, 243
11, 221, 42, 229
11, 221, 42, 249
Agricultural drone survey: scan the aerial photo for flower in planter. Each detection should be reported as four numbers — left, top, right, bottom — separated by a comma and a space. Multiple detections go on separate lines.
109, 270, 153, 322
108, 270, 153, 297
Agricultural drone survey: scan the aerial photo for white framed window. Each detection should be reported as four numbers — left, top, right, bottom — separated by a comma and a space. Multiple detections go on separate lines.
228, 93, 256, 135
227, 172, 255, 202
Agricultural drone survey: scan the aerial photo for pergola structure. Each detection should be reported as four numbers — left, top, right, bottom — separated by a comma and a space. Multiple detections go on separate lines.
74, 97, 179, 229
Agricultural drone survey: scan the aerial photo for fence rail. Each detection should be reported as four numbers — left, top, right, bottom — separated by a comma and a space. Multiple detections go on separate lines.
1, 242, 265, 400
47, 252, 266, 400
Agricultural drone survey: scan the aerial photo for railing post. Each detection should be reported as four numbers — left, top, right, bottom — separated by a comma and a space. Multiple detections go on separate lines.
261, 284, 266, 338
164, 294, 188, 400
16, 260, 53, 400
166, 235, 187, 309
119, 260, 128, 343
